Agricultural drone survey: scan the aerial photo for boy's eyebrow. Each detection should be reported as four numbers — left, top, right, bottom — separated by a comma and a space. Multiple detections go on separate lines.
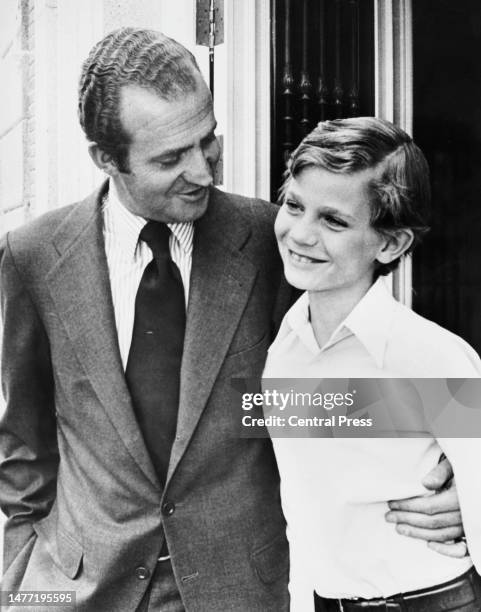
319, 206, 356, 221
284, 194, 357, 222
284, 190, 300, 202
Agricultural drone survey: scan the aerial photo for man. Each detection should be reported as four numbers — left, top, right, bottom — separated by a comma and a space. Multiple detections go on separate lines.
0, 28, 465, 612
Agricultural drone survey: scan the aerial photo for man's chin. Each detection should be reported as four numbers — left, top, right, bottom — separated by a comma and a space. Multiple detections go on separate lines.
179, 199, 209, 223
157, 193, 210, 224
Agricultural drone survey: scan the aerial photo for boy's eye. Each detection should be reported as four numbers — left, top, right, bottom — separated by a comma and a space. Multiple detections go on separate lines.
285, 199, 302, 213
324, 215, 348, 228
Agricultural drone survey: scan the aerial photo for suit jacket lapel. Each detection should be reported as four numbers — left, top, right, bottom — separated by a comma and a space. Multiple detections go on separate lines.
167, 188, 258, 482
46, 184, 159, 489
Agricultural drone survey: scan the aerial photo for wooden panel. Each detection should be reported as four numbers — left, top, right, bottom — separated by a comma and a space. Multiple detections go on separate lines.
299, 0, 312, 136
281, 0, 295, 163
270, 0, 375, 201
317, 0, 329, 122
412, 0, 481, 352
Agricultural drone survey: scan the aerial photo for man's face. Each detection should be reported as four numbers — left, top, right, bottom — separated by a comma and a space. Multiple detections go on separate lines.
112, 76, 220, 223
275, 166, 385, 299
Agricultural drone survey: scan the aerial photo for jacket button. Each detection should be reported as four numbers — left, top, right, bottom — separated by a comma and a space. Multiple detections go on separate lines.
162, 501, 176, 516
135, 566, 150, 580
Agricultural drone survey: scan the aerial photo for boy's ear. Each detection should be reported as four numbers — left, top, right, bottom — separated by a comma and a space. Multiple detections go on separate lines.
88, 143, 120, 176
376, 229, 414, 265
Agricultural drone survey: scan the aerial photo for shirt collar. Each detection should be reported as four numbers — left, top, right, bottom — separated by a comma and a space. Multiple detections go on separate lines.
284, 277, 400, 367
341, 277, 400, 368
103, 179, 194, 258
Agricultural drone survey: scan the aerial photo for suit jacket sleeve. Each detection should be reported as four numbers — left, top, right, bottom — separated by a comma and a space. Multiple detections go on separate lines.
0, 233, 59, 573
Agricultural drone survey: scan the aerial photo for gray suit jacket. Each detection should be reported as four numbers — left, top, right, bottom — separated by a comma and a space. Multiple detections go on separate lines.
0, 184, 292, 611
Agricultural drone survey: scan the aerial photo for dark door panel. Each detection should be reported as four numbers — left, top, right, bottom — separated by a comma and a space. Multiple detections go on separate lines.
270, 0, 375, 201
412, 0, 481, 352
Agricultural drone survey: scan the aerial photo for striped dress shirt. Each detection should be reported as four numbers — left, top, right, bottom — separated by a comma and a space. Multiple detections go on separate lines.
102, 181, 194, 370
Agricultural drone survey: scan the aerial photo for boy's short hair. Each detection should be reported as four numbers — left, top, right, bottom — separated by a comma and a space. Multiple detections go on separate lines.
282, 116, 431, 275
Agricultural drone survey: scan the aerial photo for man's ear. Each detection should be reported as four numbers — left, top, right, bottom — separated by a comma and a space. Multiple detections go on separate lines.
376, 228, 414, 266
88, 143, 119, 176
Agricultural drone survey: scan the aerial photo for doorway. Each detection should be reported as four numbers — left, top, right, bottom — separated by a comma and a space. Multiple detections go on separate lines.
411, 0, 481, 352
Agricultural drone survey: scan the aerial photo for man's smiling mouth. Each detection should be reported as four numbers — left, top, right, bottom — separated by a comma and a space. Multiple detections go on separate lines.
178, 186, 207, 200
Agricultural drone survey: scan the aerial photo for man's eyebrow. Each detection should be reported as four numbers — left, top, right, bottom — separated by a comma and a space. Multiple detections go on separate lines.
151, 145, 190, 161
150, 123, 218, 162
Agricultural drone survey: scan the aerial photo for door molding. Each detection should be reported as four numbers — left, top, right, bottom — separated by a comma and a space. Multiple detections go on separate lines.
375, 0, 413, 304
225, 0, 271, 200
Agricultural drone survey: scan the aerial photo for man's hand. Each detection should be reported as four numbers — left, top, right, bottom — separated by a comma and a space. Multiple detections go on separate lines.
385, 457, 468, 558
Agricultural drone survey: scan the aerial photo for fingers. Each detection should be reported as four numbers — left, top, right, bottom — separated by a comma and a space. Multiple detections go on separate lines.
385, 510, 462, 530
421, 457, 454, 491
387, 459, 465, 555
388, 487, 459, 514
392, 524, 464, 542
427, 541, 469, 559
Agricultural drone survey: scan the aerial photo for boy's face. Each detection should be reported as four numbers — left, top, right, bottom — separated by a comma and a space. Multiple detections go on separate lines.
275, 166, 387, 299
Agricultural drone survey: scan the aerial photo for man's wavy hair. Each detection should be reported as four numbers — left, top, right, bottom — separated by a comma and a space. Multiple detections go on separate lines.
280, 116, 431, 276
78, 28, 201, 172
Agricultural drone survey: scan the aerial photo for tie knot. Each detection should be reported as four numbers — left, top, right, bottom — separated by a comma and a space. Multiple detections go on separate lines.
139, 221, 171, 256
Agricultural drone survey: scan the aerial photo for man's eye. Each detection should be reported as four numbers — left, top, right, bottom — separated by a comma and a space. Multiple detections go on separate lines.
157, 156, 180, 168
202, 133, 217, 147
324, 215, 348, 228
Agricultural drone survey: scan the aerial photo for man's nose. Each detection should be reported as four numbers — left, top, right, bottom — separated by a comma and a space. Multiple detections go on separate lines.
184, 147, 215, 186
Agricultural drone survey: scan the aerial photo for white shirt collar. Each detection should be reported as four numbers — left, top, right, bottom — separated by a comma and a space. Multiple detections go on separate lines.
342, 277, 400, 368
103, 179, 194, 258
284, 277, 400, 368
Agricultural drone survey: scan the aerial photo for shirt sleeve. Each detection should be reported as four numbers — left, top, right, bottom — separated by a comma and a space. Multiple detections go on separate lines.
432, 335, 481, 575
436, 436, 481, 575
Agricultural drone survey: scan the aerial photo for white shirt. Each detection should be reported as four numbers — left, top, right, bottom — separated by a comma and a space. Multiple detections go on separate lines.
263, 278, 481, 611
102, 180, 194, 369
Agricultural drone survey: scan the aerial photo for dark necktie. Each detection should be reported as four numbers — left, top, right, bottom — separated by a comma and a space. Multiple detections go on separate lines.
125, 221, 186, 485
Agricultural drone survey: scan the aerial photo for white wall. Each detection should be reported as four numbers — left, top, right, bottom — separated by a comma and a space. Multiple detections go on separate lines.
0, 0, 232, 228
0, 0, 26, 233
